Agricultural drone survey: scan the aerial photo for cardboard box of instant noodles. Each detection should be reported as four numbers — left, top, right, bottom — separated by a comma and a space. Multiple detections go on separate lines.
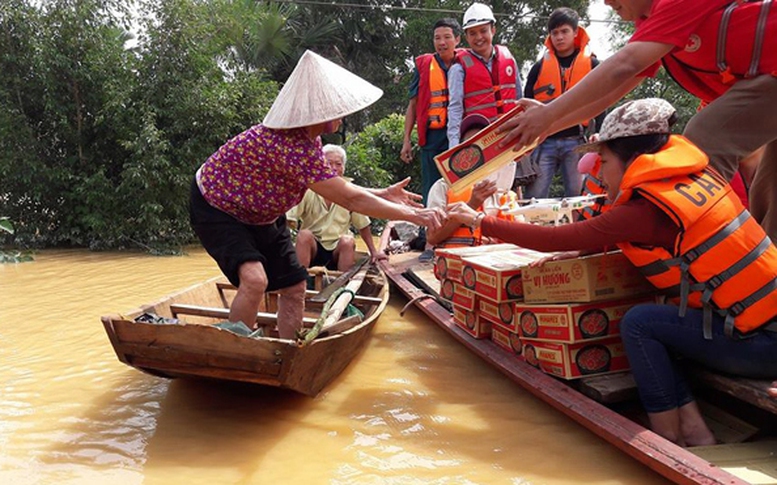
460, 247, 550, 302
521, 336, 629, 380
521, 251, 653, 304
452, 304, 492, 339
434, 104, 538, 194
434, 243, 518, 282
515, 296, 654, 343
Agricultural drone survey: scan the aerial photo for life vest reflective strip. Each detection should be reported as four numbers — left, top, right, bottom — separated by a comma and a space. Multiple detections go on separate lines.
663, 0, 777, 102
615, 135, 777, 336
458, 45, 518, 121
534, 26, 594, 107
415, 54, 453, 146
437, 186, 481, 248
578, 157, 611, 221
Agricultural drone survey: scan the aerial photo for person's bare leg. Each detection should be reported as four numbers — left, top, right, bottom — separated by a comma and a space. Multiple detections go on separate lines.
295, 229, 317, 268
230, 261, 267, 329
679, 401, 716, 446
276, 280, 306, 339
647, 408, 685, 446
333, 234, 356, 271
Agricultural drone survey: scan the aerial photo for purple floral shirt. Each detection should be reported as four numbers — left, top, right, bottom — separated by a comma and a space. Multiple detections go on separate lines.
198, 125, 337, 224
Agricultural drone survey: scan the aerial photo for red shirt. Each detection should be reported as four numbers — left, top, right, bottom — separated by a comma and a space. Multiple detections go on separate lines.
482, 198, 678, 253
630, 0, 777, 103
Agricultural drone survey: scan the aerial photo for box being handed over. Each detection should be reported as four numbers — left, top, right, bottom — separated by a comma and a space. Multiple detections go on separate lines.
434, 104, 538, 194
521, 251, 653, 304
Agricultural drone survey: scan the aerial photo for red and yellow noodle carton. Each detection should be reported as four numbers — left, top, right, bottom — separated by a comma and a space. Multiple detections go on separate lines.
521, 251, 654, 304
460, 248, 550, 302
477, 294, 517, 332
491, 323, 523, 357
434, 243, 518, 282
515, 297, 654, 343
440, 279, 477, 310
435, 105, 539, 194
521, 336, 629, 380
452, 304, 492, 339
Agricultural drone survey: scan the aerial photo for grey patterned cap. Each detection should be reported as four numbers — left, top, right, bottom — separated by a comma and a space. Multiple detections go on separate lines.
576, 98, 676, 153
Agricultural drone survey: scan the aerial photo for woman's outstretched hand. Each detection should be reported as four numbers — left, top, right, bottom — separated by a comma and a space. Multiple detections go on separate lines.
446, 201, 479, 226
381, 177, 423, 208
412, 206, 446, 232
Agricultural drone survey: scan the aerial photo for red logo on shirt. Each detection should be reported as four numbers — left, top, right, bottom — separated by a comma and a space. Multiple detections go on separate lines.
685, 34, 701, 53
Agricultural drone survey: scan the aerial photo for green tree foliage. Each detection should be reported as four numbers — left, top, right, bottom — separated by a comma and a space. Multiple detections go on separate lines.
0, 0, 277, 252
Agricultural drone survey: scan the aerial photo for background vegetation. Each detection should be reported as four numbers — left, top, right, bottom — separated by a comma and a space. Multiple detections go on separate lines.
0, 0, 697, 254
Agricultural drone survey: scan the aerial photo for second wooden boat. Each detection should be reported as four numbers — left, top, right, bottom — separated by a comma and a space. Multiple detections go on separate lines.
101, 265, 389, 396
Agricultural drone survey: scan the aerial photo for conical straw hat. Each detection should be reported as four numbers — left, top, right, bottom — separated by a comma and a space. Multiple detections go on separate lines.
263, 50, 384, 129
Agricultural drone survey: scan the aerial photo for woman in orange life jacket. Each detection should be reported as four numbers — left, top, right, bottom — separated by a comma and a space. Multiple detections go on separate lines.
447, 99, 777, 446
425, 113, 516, 251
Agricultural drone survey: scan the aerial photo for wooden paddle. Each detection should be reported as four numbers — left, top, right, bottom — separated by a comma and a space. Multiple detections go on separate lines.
297, 265, 368, 346
309, 256, 369, 303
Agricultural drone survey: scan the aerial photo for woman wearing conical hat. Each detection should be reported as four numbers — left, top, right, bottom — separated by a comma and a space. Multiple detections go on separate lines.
190, 51, 444, 339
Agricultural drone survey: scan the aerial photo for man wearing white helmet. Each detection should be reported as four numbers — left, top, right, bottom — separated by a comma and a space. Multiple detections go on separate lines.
446, 2, 521, 148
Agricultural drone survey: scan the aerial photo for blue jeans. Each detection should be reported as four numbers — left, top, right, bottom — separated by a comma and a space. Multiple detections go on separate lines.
620, 304, 777, 413
523, 137, 583, 198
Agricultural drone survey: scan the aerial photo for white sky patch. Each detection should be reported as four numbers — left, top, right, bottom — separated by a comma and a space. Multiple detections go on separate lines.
586, 0, 616, 59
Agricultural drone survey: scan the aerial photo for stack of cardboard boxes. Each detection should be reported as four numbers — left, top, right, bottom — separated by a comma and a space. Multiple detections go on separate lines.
517, 252, 655, 379
435, 246, 657, 380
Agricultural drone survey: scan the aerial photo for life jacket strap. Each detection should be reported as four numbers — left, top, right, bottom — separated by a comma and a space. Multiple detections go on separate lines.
704, 236, 772, 305
748, 0, 773, 77
703, 303, 714, 340
717, 2, 741, 83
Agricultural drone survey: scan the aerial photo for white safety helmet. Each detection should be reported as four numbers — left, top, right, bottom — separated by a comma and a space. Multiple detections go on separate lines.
463, 3, 496, 30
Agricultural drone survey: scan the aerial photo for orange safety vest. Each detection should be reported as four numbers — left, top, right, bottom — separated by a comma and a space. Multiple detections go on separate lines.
457, 45, 518, 121
534, 26, 594, 104
578, 157, 611, 221
415, 53, 455, 147
437, 186, 482, 248
662, 0, 777, 104
614, 135, 777, 336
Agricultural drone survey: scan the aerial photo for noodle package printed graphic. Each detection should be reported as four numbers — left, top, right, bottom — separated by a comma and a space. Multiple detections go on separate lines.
435, 105, 539, 194
515, 296, 655, 343
521, 336, 630, 380
491, 324, 522, 356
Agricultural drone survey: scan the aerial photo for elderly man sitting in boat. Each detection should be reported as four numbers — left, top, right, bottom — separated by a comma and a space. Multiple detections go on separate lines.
287, 143, 387, 271
190, 50, 444, 339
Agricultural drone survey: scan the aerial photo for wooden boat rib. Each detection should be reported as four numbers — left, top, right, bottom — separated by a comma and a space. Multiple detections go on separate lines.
378, 224, 776, 485
101, 266, 389, 396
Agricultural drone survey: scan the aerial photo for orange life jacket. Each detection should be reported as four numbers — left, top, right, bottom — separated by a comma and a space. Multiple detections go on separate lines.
578, 157, 611, 221
457, 45, 518, 121
415, 53, 455, 146
614, 135, 777, 336
661, 0, 777, 103
534, 26, 594, 104
437, 186, 482, 248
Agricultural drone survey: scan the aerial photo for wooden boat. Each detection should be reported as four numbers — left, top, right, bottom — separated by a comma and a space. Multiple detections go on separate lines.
101, 265, 389, 396
378, 223, 777, 485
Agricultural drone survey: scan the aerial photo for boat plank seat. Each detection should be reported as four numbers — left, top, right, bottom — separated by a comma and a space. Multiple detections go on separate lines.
577, 372, 638, 404
686, 366, 777, 416
169, 303, 317, 326
215, 283, 382, 305
578, 366, 777, 416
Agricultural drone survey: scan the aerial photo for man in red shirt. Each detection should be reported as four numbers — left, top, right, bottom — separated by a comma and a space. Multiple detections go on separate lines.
499, 0, 777, 242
